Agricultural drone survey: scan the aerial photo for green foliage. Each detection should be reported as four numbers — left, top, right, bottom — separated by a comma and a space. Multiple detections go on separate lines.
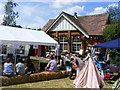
1, 0, 18, 26
103, 21, 120, 41
103, 21, 120, 65
64, 37, 70, 41
54, 37, 58, 41
109, 49, 120, 65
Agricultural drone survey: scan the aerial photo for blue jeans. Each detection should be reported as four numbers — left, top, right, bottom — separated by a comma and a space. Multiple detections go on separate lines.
2, 72, 14, 77
26, 71, 31, 75
26, 71, 34, 75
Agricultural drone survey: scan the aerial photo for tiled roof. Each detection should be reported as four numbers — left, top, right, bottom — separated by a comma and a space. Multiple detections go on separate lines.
41, 19, 55, 31
77, 13, 109, 35
41, 12, 109, 35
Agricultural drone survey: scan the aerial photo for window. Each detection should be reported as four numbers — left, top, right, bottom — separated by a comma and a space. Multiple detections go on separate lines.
72, 44, 81, 52
60, 44, 67, 51
59, 35, 68, 52
71, 35, 82, 52
59, 35, 68, 42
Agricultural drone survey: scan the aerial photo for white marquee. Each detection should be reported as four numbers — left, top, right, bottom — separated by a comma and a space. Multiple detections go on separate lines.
0, 25, 58, 46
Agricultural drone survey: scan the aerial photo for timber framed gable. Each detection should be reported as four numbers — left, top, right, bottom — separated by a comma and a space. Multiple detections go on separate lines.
46, 12, 89, 38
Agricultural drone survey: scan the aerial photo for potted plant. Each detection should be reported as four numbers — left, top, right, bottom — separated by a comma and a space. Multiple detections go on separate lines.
64, 37, 70, 42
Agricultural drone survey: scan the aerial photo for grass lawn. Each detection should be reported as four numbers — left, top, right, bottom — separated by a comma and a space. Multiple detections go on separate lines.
2, 77, 114, 88
2, 78, 74, 88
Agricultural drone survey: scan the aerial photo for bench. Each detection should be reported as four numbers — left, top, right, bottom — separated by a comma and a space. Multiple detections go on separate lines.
1, 71, 68, 86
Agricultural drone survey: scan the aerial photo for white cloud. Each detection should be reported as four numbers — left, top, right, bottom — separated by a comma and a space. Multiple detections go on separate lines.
0, 3, 4, 11
18, 16, 46, 29
87, 3, 119, 15
63, 6, 84, 15
87, 7, 107, 15
51, 0, 84, 8
50, 0, 119, 8
16, 4, 47, 29
32, 16, 46, 28
108, 3, 118, 8
51, 0, 72, 8
20, 5, 38, 17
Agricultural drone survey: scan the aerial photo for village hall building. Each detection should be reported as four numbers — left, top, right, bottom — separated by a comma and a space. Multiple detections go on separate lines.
40, 11, 110, 55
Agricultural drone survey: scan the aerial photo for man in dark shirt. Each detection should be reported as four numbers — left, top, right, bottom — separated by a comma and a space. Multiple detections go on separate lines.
25, 58, 35, 74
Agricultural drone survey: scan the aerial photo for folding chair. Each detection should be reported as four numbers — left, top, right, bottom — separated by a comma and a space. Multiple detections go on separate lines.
104, 74, 115, 83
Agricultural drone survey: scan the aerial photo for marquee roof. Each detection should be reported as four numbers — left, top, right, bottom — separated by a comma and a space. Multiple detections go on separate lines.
0, 25, 58, 46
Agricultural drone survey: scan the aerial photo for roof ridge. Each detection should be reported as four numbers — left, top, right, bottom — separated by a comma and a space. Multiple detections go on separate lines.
62, 11, 109, 18
78, 13, 109, 18
62, 11, 75, 18
49, 19, 55, 20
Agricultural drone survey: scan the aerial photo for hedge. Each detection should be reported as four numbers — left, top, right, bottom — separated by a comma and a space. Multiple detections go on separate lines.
1, 71, 68, 86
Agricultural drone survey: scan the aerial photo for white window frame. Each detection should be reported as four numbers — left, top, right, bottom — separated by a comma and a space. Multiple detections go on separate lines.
71, 35, 82, 52
59, 35, 68, 52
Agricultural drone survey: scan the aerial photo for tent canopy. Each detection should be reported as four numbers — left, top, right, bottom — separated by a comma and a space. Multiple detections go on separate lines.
93, 38, 120, 49
0, 25, 58, 46
73, 58, 105, 88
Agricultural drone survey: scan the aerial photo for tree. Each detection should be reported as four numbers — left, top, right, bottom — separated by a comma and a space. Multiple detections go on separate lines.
103, 21, 120, 65
103, 1, 120, 65
1, 0, 18, 26
103, 21, 120, 41
107, 1, 120, 23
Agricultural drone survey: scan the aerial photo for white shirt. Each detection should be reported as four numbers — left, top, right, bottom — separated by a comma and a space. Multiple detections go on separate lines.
47, 60, 58, 72
16, 62, 25, 75
79, 49, 83, 55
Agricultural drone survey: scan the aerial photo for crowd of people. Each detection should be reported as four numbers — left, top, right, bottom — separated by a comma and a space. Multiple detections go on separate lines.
2, 49, 110, 79
45, 49, 111, 79
2, 57, 35, 77
45, 49, 92, 79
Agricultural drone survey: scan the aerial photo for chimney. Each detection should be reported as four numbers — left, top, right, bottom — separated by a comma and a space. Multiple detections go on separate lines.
74, 12, 77, 19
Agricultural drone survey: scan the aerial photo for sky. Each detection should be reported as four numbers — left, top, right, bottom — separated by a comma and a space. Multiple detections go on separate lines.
0, 0, 119, 29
